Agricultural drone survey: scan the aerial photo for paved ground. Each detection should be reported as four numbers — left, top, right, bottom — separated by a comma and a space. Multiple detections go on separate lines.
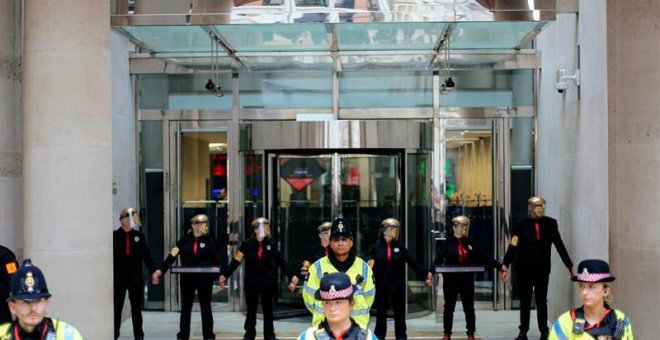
118, 310, 542, 340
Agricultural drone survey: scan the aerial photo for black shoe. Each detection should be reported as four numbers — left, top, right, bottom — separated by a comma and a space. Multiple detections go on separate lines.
514, 332, 528, 340
539, 332, 548, 340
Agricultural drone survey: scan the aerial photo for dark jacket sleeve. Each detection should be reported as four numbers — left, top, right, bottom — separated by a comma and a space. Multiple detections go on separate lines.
273, 247, 296, 280
161, 239, 182, 274
552, 223, 573, 268
469, 239, 503, 270
404, 248, 428, 278
502, 224, 520, 267
224, 241, 246, 277
140, 233, 157, 273
0, 248, 18, 300
430, 240, 448, 273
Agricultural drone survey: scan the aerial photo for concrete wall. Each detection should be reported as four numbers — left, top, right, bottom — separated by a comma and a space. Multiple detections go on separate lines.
0, 0, 23, 257
535, 0, 609, 324
608, 1, 660, 338
111, 31, 138, 224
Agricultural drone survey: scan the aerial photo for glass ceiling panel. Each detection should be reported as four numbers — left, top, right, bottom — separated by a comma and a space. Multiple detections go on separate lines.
121, 26, 218, 53
450, 21, 548, 50
215, 23, 329, 52
340, 54, 434, 71
240, 56, 333, 72
336, 23, 445, 51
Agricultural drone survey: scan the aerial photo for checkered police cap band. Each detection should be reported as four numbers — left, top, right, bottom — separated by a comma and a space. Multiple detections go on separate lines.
319, 285, 354, 300
576, 272, 612, 282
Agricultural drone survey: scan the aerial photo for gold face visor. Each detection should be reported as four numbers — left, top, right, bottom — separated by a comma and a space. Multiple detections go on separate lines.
120, 208, 141, 229
252, 217, 270, 238
191, 214, 210, 235
451, 216, 470, 237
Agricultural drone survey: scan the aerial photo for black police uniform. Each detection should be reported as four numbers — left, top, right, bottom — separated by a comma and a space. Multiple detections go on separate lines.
113, 228, 156, 339
503, 215, 573, 335
160, 233, 222, 340
368, 238, 427, 340
432, 235, 502, 336
224, 237, 296, 340
0, 245, 18, 324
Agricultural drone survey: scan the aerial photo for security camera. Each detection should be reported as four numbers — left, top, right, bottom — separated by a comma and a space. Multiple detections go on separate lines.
440, 77, 455, 94
555, 69, 580, 94
205, 79, 224, 97
555, 80, 568, 94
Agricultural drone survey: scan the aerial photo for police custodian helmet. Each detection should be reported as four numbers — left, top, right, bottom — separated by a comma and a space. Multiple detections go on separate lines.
8, 259, 52, 301
330, 215, 353, 239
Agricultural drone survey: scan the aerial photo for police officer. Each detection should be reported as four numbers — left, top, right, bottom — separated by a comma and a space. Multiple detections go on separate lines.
302, 215, 375, 329
299, 222, 331, 281
427, 215, 506, 340
152, 214, 222, 340
502, 197, 576, 340
0, 245, 18, 324
297, 272, 378, 340
113, 207, 156, 340
219, 217, 298, 340
368, 218, 428, 340
549, 259, 634, 340
0, 259, 83, 339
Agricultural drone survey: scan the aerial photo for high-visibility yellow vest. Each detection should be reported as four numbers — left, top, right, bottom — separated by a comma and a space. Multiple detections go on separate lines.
302, 256, 375, 329
549, 308, 633, 340
0, 318, 83, 340
297, 324, 378, 340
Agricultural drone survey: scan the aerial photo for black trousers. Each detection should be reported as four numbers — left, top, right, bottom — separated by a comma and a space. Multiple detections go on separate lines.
516, 266, 550, 333
374, 289, 407, 340
244, 290, 275, 339
114, 271, 145, 339
178, 274, 216, 340
442, 273, 475, 336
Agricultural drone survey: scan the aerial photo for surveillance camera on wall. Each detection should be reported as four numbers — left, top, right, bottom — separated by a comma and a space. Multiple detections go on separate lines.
555, 69, 580, 94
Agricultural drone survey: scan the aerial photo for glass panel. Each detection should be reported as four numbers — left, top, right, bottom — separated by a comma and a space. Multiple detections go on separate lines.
336, 22, 445, 51
276, 155, 333, 309
239, 72, 333, 109
122, 26, 218, 53
215, 24, 329, 52
339, 54, 434, 71
450, 21, 549, 50
244, 154, 264, 228
240, 55, 333, 72
179, 129, 229, 304
340, 154, 400, 257
445, 123, 494, 302
406, 153, 433, 312
339, 71, 432, 108
140, 121, 165, 309
439, 70, 533, 107
139, 74, 233, 110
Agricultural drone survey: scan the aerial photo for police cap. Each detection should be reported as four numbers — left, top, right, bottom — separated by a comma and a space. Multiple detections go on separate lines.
8, 259, 52, 301
572, 259, 616, 283
314, 272, 356, 301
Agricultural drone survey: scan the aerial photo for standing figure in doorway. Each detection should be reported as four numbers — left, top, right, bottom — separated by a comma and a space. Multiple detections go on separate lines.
152, 214, 222, 340
298, 221, 332, 282
501, 197, 576, 340
220, 217, 299, 340
427, 215, 507, 340
368, 218, 428, 340
113, 207, 157, 340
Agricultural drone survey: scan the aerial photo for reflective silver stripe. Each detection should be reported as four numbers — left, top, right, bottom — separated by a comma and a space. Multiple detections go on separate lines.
361, 261, 368, 284
552, 321, 568, 340
351, 308, 371, 315
305, 302, 324, 313
304, 283, 316, 295
363, 288, 376, 296
315, 260, 323, 279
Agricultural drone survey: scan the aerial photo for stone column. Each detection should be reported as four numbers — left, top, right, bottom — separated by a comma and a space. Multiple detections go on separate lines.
0, 0, 23, 256
608, 1, 660, 338
23, 1, 112, 337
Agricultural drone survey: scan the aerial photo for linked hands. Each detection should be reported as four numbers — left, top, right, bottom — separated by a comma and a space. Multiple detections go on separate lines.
288, 276, 300, 292
219, 275, 227, 290
500, 265, 509, 283
151, 270, 162, 285
425, 272, 433, 287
